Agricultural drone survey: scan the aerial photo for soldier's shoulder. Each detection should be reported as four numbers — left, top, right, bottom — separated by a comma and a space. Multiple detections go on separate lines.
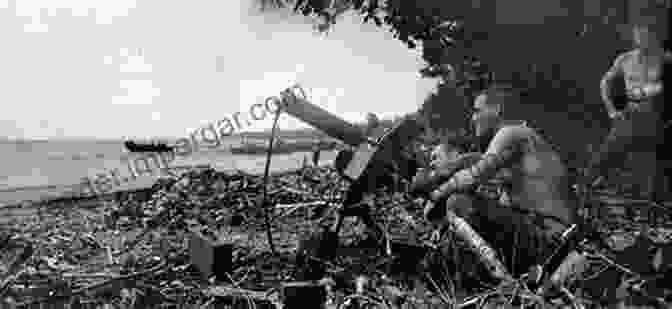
494, 122, 533, 143
485, 124, 530, 155
615, 50, 637, 64
499, 120, 532, 134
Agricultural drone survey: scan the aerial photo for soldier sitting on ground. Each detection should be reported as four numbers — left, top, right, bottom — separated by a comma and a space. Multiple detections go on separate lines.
411, 86, 579, 276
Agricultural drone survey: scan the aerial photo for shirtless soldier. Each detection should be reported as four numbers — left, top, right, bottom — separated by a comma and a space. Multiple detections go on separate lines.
590, 20, 669, 201
412, 87, 579, 275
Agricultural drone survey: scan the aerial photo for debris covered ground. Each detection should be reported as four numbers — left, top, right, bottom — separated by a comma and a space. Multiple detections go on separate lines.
1, 165, 672, 308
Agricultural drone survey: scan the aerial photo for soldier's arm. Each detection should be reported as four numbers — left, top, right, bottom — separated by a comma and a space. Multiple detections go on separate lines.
429, 126, 526, 201
410, 152, 483, 195
600, 53, 627, 115
434, 152, 482, 175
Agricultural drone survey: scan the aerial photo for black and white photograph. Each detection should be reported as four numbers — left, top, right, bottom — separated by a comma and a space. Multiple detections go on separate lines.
1, 0, 671, 308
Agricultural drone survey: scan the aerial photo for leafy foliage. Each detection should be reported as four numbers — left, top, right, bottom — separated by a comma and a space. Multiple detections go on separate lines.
254, 0, 496, 136
256, 0, 481, 65
253, 0, 636, 158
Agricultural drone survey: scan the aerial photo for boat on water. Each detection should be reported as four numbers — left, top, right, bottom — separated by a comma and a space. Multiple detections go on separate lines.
123, 140, 174, 153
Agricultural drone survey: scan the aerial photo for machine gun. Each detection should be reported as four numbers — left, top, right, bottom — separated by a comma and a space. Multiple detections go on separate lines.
276, 86, 426, 276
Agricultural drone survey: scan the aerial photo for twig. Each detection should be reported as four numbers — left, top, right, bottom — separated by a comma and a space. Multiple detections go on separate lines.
338, 294, 391, 309
425, 273, 455, 307
584, 251, 636, 276
272, 201, 329, 222
506, 282, 519, 305
558, 286, 583, 309
225, 267, 252, 288
274, 201, 327, 209
261, 110, 282, 255
280, 186, 314, 196
456, 290, 497, 308
73, 261, 167, 295
205, 285, 273, 302
224, 269, 259, 309
14, 261, 167, 307
0, 243, 34, 299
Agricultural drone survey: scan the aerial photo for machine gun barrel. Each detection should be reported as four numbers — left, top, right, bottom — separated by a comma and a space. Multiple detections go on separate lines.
279, 89, 369, 147
279, 85, 426, 182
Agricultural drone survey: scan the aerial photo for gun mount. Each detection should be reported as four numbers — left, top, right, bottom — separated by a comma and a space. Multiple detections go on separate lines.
279, 86, 425, 189
277, 86, 426, 277
282, 86, 424, 180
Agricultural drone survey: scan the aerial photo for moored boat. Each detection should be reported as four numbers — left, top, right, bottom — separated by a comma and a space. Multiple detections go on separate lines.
124, 140, 174, 153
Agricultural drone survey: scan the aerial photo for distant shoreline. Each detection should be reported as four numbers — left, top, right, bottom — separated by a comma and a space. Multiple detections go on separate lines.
0, 118, 390, 143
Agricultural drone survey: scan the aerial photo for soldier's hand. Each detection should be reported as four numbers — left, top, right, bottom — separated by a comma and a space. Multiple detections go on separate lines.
429, 149, 444, 169
608, 110, 625, 121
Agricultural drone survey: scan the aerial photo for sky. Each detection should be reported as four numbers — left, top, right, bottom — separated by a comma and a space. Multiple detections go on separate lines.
0, 0, 436, 140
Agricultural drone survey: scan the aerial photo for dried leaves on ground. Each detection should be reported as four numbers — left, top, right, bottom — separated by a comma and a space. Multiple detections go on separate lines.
1, 165, 671, 308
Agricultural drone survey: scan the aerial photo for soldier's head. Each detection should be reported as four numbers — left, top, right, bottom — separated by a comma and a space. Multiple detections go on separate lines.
632, 23, 658, 48
471, 87, 514, 137
631, 9, 666, 49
